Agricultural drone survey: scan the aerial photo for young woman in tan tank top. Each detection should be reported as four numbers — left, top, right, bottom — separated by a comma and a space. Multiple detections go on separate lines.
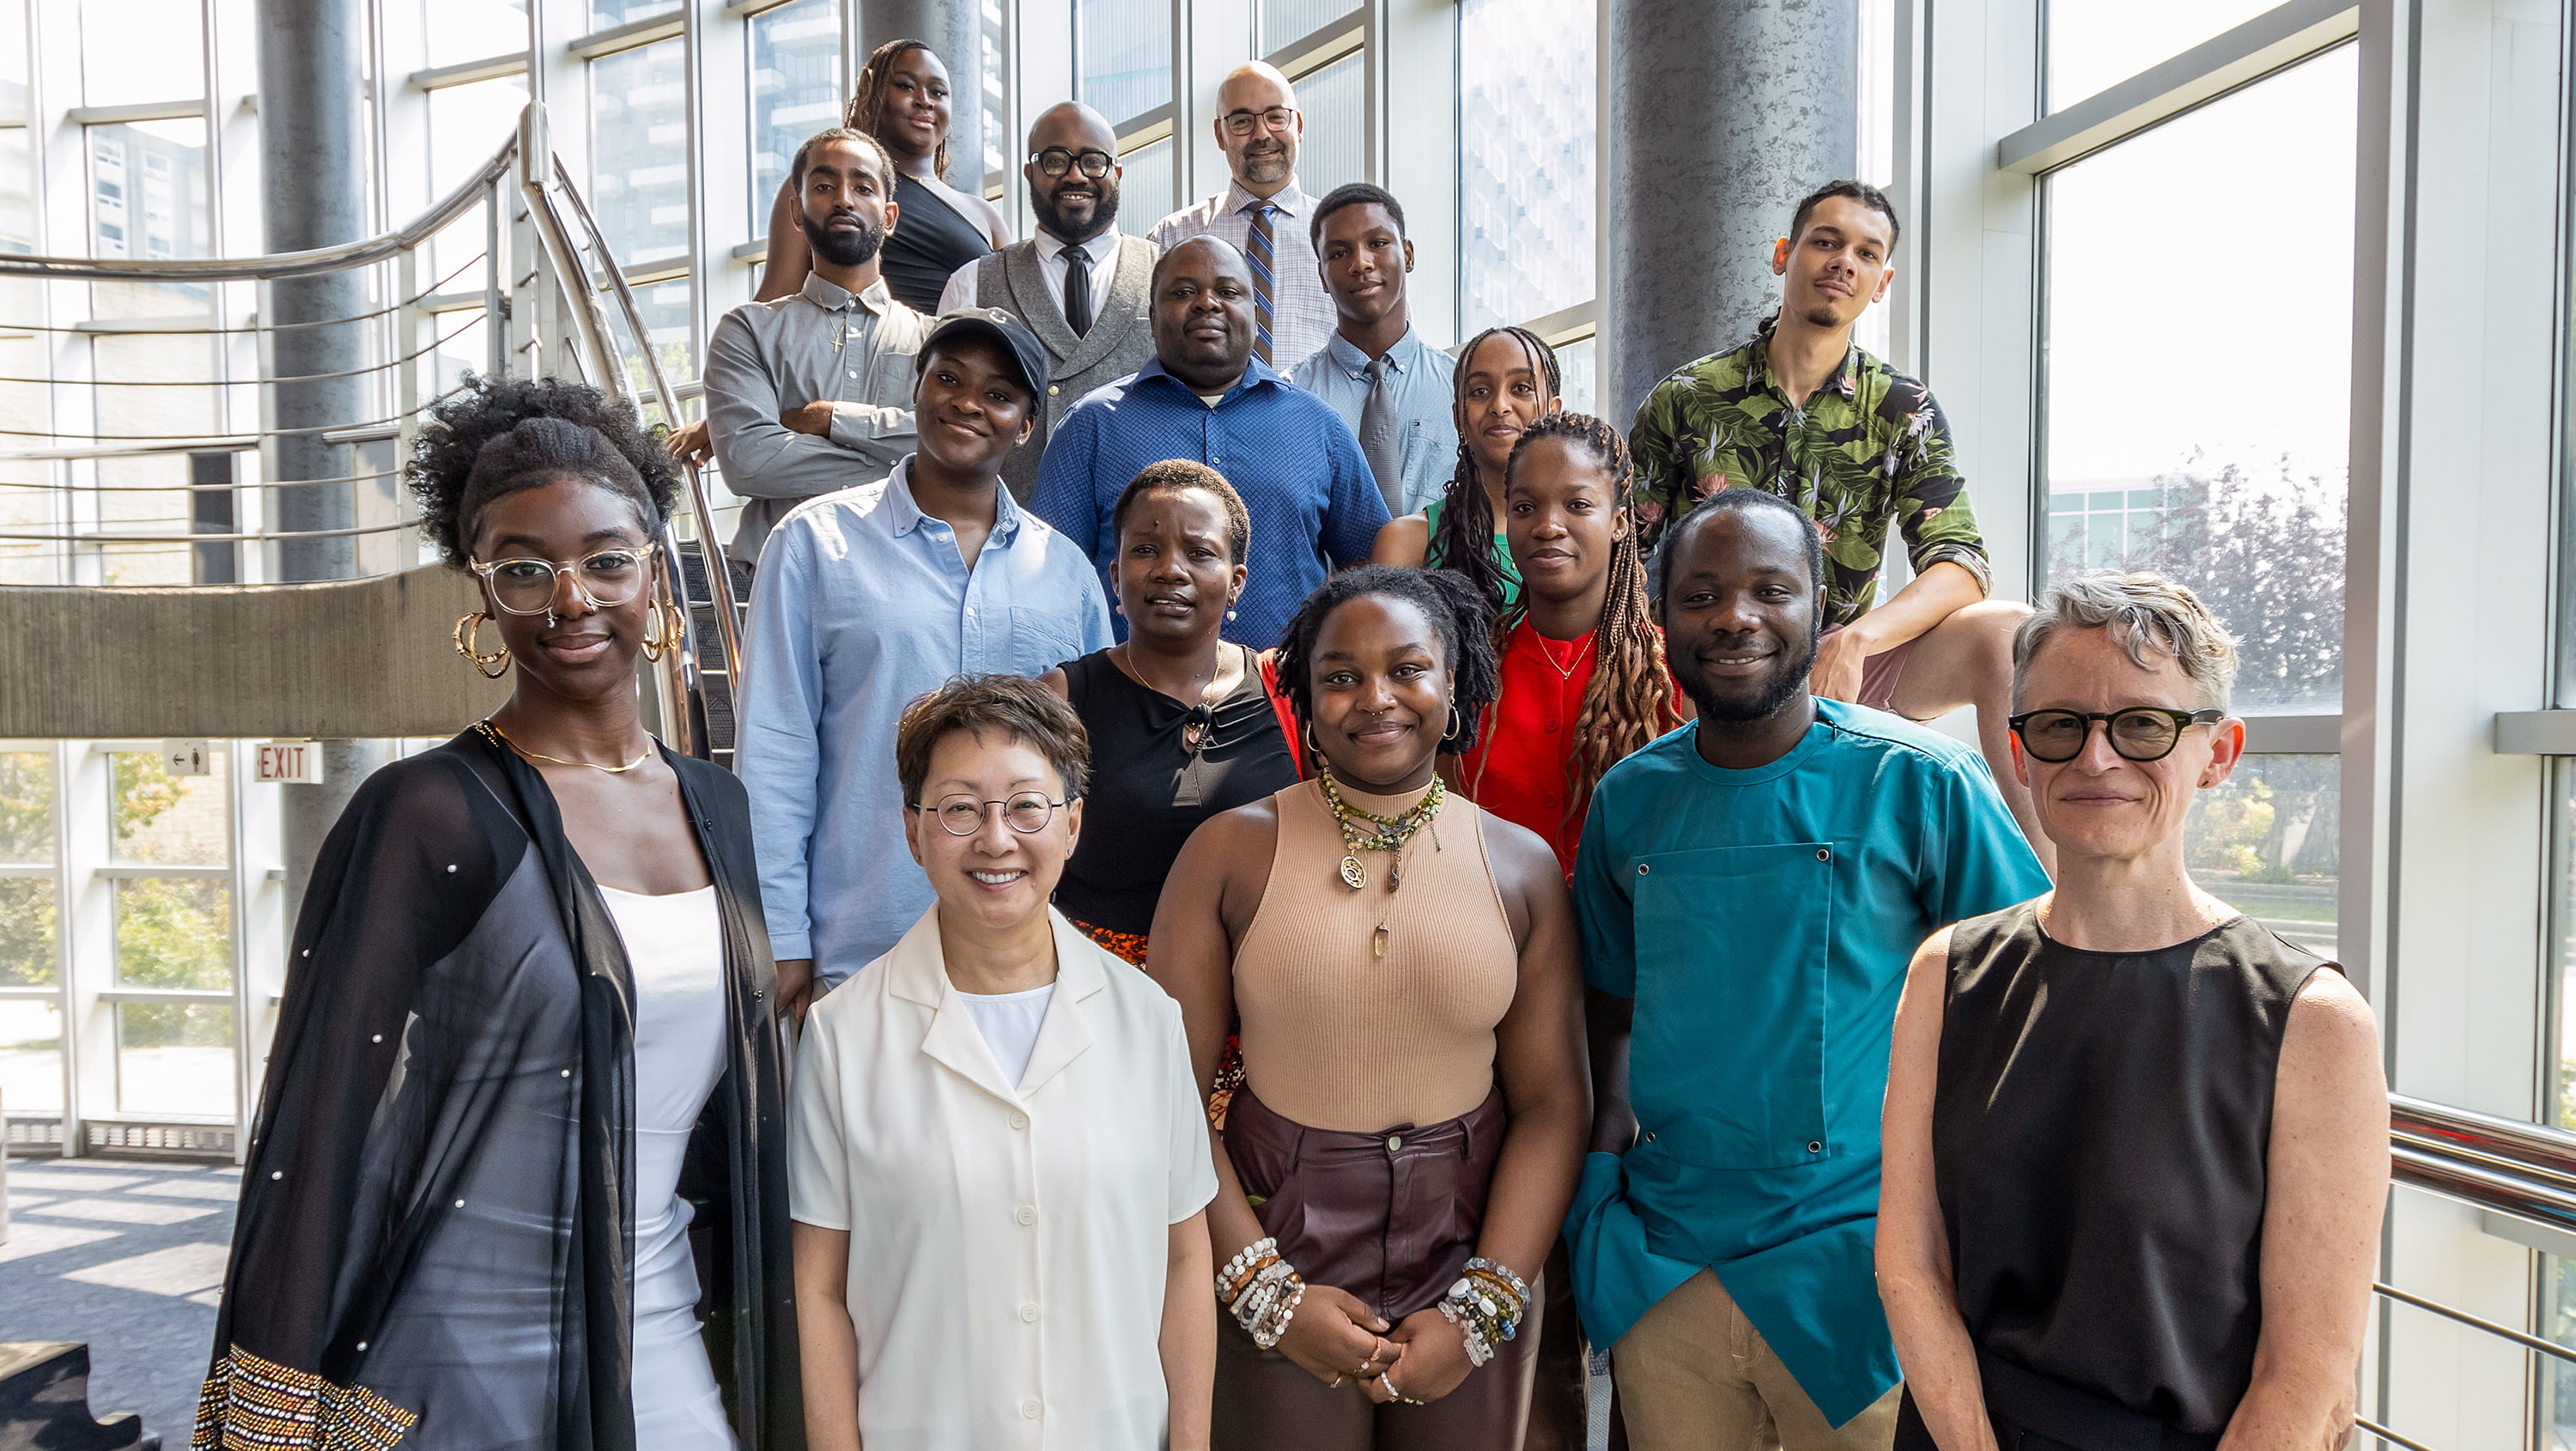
1151, 566, 1590, 1450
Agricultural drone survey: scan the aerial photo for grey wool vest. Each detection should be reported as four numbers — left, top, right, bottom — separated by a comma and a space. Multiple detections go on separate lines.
970, 234, 1161, 501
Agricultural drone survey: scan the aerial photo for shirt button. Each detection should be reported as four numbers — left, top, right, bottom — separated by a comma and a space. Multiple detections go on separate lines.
1385, 1135, 1403, 1152
1545, 795, 1560, 809
1016, 1205, 1036, 1225
1020, 1302, 1041, 1323
1807, 1140, 1825, 1154
1048, 385, 1060, 396
1010, 1112, 1029, 1130
1544, 719, 1558, 733
1817, 848, 1831, 862
1022, 1399, 1042, 1419
1637, 864, 1649, 876
846, 369, 857, 379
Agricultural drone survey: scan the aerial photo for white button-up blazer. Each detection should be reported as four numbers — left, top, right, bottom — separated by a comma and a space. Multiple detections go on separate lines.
789, 906, 1218, 1451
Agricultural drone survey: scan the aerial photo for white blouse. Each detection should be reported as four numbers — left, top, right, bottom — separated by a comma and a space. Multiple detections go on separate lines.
789, 908, 1218, 1451
602, 883, 736, 1451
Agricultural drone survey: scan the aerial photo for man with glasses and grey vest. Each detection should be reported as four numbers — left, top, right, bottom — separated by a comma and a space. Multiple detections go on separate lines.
939, 102, 1159, 501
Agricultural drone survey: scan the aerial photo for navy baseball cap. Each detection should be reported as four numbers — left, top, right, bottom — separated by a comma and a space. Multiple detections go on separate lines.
918, 308, 1052, 401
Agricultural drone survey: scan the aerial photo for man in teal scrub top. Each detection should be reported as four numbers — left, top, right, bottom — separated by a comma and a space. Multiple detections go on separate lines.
1568, 489, 2047, 1449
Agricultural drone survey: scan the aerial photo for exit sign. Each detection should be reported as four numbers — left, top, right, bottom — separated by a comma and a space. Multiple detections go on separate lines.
256, 742, 325, 785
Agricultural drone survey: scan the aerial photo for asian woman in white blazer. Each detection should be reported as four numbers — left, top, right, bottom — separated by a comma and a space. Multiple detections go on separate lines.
789, 673, 1218, 1451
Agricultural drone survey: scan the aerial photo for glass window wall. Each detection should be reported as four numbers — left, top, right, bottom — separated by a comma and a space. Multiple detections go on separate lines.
2039, 47, 2356, 715
1117, 135, 1172, 238
1459, 0, 1595, 334
1263, 0, 1353, 55
2045, 0, 2277, 112
1078, 0, 1170, 126
1288, 49, 1363, 202
749, 0, 841, 233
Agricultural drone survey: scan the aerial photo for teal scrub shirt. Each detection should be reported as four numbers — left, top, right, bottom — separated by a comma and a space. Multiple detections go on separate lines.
1566, 701, 2050, 1425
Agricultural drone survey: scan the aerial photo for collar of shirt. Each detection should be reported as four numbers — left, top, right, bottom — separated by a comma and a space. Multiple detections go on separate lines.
1133, 353, 1284, 408
799, 270, 895, 314
1317, 324, 1426, 379
1748, 326, 1862, 409
1036, 227, 1121, 267
1225, 178, 1312, 219
881, 456, 1027, 546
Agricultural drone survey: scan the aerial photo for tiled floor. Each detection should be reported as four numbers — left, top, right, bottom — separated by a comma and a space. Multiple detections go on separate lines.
0, 1153, 239, 1445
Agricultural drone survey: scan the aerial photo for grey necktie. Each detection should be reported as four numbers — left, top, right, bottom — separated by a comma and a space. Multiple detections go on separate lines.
1359, 355, 1404, 514
1060, 243, 1093, 337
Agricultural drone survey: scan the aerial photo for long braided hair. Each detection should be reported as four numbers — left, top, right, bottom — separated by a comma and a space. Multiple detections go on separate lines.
1481, 411, 1681, 829
847, 39, 952, 180
1427, 326, 1560, 622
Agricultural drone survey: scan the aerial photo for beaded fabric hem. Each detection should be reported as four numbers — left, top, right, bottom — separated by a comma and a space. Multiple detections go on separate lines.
193, 1345, 419, 1451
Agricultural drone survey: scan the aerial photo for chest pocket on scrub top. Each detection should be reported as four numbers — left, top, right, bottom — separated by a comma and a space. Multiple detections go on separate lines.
1009, 606, 1084, 676
1631, 841, 1833, 1170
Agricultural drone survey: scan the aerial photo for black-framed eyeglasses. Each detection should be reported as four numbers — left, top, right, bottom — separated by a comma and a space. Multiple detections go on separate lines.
1221, 106, 1298, 137
2007, 707, 2227, 763
1030, 147, 1114, 179
468, 549, 648, 616
909, 791, 1072, 836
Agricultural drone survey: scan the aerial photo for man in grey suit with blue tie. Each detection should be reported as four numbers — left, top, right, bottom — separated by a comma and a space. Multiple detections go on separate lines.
939, 102, 1159, 501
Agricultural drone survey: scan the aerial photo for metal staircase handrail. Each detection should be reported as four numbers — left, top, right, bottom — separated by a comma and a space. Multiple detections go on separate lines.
0, 148, 519, 284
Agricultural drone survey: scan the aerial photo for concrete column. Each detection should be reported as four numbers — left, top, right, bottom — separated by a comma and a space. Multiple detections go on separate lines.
257, 0, 385, 914
859, 0, 988, 193
1607, 0, 1856, 427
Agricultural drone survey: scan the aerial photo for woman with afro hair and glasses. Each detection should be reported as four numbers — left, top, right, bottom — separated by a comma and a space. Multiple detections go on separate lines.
1148, 565, 1589, 1449
197, 375, 800, 1451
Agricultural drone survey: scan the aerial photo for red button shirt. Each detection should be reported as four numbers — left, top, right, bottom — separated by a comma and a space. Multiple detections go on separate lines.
1458, 619, 1601, 878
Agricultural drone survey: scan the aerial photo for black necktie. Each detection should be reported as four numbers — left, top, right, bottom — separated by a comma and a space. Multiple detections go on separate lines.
1060, 243, 1093, 337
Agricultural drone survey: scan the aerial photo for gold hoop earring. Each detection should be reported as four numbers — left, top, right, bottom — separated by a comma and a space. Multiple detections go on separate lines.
453, 610, 510, 679
640, 599, 685, 663
1303, 722, 1327, 765
1442, 704, 1464, 746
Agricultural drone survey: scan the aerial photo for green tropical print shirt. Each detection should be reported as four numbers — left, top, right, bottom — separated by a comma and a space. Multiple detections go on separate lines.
1629, 330, 1991, 628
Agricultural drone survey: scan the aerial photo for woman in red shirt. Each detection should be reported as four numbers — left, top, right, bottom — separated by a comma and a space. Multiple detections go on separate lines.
1454, 411, 1688, 877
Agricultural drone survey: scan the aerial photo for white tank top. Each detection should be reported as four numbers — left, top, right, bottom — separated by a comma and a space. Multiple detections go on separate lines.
600, 883, 736, 1451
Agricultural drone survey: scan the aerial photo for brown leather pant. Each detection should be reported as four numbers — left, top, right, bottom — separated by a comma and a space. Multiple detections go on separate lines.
1212, 1086, 1539, 1450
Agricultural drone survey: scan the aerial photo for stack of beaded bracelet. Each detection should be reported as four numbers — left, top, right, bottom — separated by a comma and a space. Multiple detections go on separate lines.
1216, 1237, 1306, 1350
1435, 1256, 1530, 1368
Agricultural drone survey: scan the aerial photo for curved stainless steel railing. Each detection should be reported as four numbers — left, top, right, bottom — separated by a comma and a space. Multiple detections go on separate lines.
0, 101, 739, 762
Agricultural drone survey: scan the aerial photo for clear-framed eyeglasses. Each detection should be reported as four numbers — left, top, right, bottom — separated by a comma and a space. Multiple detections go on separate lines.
468, 549, 649, 617
912, 791, 1072, 836
1221, 106, 1298, 137
1031, 147, 1115, 179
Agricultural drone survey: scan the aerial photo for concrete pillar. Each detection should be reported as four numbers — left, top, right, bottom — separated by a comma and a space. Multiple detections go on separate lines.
1607, 0, 1856, 427
257, 0, 386, 915
859, 0, 988, 192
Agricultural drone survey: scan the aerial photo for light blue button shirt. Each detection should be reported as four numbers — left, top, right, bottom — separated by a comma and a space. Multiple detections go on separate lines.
737, 459, 1114, 984
1566, 700, 2049, 1424
1287, 325, 1460, 516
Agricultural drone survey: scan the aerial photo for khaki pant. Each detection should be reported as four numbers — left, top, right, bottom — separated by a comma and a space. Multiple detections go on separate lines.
1613, 1270, 1900, 1451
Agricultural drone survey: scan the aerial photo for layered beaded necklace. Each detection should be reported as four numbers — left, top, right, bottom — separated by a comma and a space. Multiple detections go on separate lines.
1317, 770, 1446, 958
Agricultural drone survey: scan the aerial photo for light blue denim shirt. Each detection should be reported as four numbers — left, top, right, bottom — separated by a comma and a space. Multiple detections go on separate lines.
737, 458, 1114, 984
1286, 325, 1460, 516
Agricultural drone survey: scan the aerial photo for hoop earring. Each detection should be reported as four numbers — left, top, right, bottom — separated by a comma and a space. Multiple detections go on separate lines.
1442, 704, 1464, 746
1303, 722, 1327, 765
453, 610, 510, 679
640, 600, 685, 663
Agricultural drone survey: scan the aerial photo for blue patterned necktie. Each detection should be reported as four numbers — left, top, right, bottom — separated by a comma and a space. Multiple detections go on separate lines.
1247, 203, 1278, 366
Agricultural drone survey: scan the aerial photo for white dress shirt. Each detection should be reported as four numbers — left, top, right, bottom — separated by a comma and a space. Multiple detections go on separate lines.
939, 228, 1121, 320
789, 907, 1218, 1451
1149, 178, 1334, 373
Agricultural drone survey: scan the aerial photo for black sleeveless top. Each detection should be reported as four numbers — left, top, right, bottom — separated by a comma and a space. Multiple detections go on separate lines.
882, 173, 991, 313
1054, 647, 1300, 935
1935, 903, 2332, 1436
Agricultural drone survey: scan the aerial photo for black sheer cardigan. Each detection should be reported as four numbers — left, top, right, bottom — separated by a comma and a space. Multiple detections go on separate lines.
192, 729, 799, 1451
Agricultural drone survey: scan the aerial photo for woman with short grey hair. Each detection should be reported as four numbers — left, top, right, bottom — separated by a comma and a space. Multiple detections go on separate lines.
1876, 570, 2386, 1451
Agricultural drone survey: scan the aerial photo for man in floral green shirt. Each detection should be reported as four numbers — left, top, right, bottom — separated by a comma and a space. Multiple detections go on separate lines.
1630, 181, 2047, 861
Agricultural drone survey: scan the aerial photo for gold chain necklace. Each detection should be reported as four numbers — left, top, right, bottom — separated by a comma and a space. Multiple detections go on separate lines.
1318, 769, 1443, 891
477, 719, 653, 774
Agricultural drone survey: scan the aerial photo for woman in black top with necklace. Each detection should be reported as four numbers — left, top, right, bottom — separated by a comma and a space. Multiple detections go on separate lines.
1041, 461, 1298, 964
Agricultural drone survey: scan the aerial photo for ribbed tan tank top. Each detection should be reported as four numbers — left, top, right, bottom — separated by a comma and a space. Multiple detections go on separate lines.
1232, 777, 1521, 1132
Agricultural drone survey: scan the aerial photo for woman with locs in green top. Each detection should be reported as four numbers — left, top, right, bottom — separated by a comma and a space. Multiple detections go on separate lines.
1370, 327, 1563, 622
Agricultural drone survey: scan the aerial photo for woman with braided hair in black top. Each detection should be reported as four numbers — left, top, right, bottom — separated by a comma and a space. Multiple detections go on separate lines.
1370, 326, 1563, 622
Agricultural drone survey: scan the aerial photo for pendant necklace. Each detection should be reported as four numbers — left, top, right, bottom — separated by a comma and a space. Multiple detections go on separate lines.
1318, 771, 1446, 957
